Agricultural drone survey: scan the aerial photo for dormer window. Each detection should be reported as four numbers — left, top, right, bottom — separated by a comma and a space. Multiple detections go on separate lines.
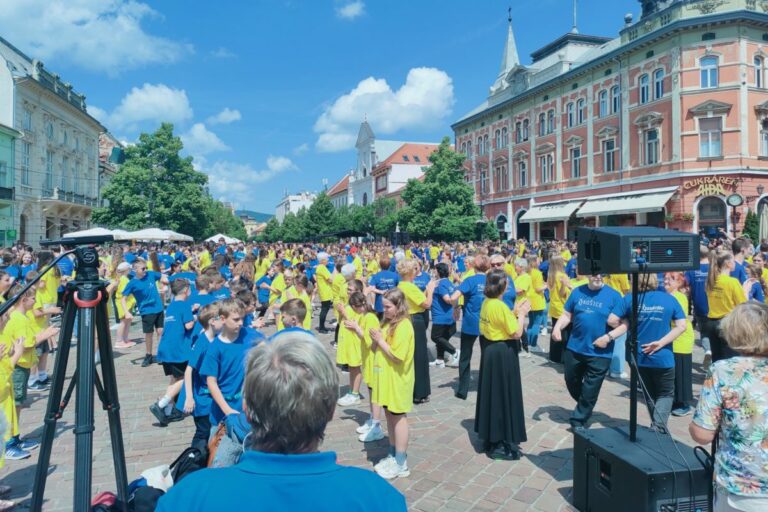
403, 155, 409, 162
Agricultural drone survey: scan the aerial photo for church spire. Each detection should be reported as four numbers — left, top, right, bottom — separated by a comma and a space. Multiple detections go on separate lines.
499, 7, 520, 73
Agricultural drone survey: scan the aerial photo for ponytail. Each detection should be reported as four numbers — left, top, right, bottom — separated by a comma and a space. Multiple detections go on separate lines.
706, 250, 732, 294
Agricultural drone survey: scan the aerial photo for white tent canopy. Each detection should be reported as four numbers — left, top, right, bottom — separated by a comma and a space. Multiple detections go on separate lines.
60, 227, 194, 242
61, 227, 115, 238
163, 230, 193, 242
124, 228, 173, 241
205, 233, 241, 244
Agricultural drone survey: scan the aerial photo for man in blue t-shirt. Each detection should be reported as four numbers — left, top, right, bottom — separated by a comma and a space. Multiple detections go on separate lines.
367, 261, 399, 319
430, 262, 458, 368
122, 260, 169, 367
684, 247, 712, 367
551, 274, 623, 432
156, 331, 405, 512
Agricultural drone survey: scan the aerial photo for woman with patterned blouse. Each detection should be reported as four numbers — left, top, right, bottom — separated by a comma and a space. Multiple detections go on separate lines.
690, 302, 768, 512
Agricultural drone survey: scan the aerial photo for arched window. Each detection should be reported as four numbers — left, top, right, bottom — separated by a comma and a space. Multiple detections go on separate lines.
538, 113, 546, 136
483, 135, 489, 155
362, 192, 368, 206
701, 56, 719, 89
495, 129, 502, 149
755, 56, 764, 88
577, 99, 585, 124
466, 140, 472, 157
522, 119, 529, 141
501, 127, 508, 147
461, 142, 467, 155
598, 90, 608, 118
477, 137, 483, 156
547, 110, 555, 133
653, 69, 665, 99
515, 121, 522, 143
639, 74, 650, 104
567, 102, 575, 128
698, 196, 726, 232
611, 85, 621, 114
761, 120, 768, 156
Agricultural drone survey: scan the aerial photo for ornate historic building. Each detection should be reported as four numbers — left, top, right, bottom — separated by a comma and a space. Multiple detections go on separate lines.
453, 0, 768, 240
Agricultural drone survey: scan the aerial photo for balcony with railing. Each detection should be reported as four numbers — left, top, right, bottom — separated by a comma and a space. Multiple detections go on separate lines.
41, 187, 97, 207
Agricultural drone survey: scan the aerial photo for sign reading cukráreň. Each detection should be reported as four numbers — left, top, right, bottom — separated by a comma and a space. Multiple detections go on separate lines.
682, 176, 738, 197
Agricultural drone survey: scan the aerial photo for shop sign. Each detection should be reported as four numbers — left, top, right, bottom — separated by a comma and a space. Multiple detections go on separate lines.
682, 176, 738, 197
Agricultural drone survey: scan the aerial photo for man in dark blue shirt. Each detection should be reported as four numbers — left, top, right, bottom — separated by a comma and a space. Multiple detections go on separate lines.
156, 331, 405, 512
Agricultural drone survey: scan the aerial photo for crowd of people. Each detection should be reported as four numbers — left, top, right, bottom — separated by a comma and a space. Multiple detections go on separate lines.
0, 231, 766, 511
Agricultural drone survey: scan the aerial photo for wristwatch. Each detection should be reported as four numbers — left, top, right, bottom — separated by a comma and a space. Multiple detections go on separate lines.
607, 333, 615, 342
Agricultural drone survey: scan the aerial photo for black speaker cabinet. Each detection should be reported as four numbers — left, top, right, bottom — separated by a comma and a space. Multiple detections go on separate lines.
573, 427, 709, 512
577, 227, 699, 275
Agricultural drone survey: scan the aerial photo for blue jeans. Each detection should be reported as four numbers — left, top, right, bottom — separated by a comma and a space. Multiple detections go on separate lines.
610, 333, 627, 375
526, 310, 547, 348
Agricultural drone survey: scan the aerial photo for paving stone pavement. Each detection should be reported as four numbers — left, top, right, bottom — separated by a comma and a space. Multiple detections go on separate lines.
0, 319, 707, 511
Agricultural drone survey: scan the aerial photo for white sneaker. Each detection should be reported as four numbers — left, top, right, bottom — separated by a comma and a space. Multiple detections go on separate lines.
377, 459, 410, 480
609, 372, 628, 379
356, 421, 373, 435
521, 350, 532, 358
447, 351, 460, 367
359, 425, 386, 443
374, 455, 395, 472
429, 359, 445, 368
337, 393, 362, 406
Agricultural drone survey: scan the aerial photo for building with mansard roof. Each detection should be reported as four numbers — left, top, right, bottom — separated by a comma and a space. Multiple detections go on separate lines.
453, 0, 768, 241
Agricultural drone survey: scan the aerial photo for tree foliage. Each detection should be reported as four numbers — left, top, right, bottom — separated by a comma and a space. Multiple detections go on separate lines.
92, 123, 245, 241
397, 137, 486, 241
743, 209, 760, 242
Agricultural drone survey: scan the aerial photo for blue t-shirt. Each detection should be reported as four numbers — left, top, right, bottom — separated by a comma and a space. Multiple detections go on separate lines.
160, 253, 175, 271
458, 274, 486, 336
124, 252, 137, 264
368, 271, 399, 313
748, 281, 765, 303
564, 284, 622, 358
199, 327, 264, 423
413, 271, 430, 292
20, 263, 37, 279
612, 291, 685, 369
502, 276, 517, 311
157, 299, 194, 364
156, 450, 406, 512
684, 263, 709, 317
169, 272, 198, 294
431, 278, 456, 325
211, 287, 231, 301
268, 326, 314, 342
176, 329, 214, 417
456, 255, 466, 274
122, 271, 164, 315
565, 257, 578, 279
730, 261, 747, 284
56, 256, 75, 277
255, 275, 272, 304
233, 251, 245, 262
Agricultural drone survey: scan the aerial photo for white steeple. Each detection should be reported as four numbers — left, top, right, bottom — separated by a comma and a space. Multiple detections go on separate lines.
499, 8, 520, 73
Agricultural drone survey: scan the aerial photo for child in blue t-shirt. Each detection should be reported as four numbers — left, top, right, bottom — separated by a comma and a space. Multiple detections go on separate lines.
178, 303, 223, 450
122, 259, 169, 367
149, 279, 195, 427
200, 299, 264, 425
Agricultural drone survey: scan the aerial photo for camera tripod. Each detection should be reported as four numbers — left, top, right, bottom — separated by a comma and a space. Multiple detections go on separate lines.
21, 242, 129, 512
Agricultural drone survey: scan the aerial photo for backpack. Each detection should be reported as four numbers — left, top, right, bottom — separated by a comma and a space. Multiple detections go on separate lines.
169, 446, 208, 484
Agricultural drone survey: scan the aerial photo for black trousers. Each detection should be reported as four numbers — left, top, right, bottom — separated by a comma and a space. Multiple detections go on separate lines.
256, 304, 268, 318
456, 332, 478, 398
431, 323, 457, 359
706, 317, 738, 362
638, 366, 675, 430
318, 300, 332, 330
191, 415, 212, 451
412, 313, 431, 401
549, 317, 569, 364
564, 349, 611, 426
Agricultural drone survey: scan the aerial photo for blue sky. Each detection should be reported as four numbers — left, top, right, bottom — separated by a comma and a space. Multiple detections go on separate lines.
0, 0, 634, 213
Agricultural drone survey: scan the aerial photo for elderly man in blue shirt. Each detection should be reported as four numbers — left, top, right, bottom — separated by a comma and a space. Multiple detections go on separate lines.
156, 331, 406, 512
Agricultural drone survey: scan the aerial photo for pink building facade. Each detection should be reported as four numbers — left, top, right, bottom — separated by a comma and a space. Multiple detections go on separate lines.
453, 0, 768, 241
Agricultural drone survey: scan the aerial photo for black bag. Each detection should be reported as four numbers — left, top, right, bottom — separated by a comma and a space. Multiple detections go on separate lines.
169, 446, 208, 484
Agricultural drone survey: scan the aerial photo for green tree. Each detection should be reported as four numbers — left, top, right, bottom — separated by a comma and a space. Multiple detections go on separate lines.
372, 197, 398, 238
306, 191, 336, 236
92, 123, 246, 241
743, 209, 760, 242
260, 217, 282, 242
280, 211, 306, 242
347, 204, 375, 235
398, 137, 484, 241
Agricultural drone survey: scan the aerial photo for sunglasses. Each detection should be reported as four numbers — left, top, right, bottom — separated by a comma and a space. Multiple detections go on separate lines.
490, 262, 504, 267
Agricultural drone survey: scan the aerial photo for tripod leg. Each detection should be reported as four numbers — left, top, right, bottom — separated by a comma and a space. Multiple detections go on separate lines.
30, 297, 77, 512
95, 298, 129, 511
73, 304, 96, 512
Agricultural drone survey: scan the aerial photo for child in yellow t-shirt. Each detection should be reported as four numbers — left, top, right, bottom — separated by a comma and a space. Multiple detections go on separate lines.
335, 280, 365, 407
370, 288, 415, 480
0, 309, 25, 467
27, 270, 62, 389
344, 292, 383, 442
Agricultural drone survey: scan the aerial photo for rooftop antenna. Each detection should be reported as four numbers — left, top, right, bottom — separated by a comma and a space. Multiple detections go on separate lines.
572, 0, 579, 34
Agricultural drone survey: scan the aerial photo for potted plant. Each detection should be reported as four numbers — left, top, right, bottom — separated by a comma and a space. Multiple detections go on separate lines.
664, 213, 676, 223
681, 213, 695, 222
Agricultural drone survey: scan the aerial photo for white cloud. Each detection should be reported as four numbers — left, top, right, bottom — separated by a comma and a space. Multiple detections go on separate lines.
0, 0, 192, 75
107, 83, 193, 129
292, 143, 309, 156
181, 123, 230, 155
206, 108, 241, 125
196, 156, 298, 208
210, 47, 236, 59
314, 67, 455, 152
336, 1, 365, 20
87, 105, 108, 123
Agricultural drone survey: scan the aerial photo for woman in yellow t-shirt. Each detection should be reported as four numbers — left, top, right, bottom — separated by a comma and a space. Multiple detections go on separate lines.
525, 255, 547, 353
108, 262, 137, 349
664, 272, 695, 416
396, 259, 435, 404
475, 268, 531, 460
705, 250, 747, 362
335, 280, 365, 407
547, 255, 571, 364
345, 292, 385, 442
370, 288, 414, 480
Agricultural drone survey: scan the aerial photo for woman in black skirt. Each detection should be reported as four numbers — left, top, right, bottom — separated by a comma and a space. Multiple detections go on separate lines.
475, 268, 531, 460
396, 259, 436, 404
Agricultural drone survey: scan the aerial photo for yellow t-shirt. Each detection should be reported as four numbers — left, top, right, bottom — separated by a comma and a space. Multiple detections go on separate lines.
549, 271, 570, 319
269, 273, 286, 305
336, 307, 362, 367
32, 291, 49, 330
479, 298, 520, 341
373, 319, 414, 414
398, 281, 426, 314
430, 246, 440, 260
199, 251, 212, 270
315, 265, 333, 302
672, 291, 694, 354
366, 259, 380, 277
514, 273, 531, 299
331, 273, 347, 304
605, 274, 630, 296
359, 312, 380, 385
707, 274, 746, 319
298, 290, 312, 330
115, 275, 136, 319
254, 258, 271, 281
529, 269, 546, 311
39, 269, 60, 306
5, 310, 39, 369
504, 263, 518, 281
353, 256, 363, 280
561, 250, 572, 262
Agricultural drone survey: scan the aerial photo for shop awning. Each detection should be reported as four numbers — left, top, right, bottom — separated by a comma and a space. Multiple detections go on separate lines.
576, 190, 675, 217
519, 201, 583, 223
